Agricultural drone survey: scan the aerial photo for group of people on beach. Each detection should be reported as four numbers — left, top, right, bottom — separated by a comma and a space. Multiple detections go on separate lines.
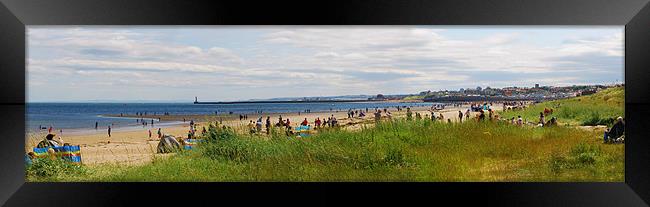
347, 109, 366, 118
136, 118, 157, 127
204, 101, 624, 145
146, 128, 163, 139
133, 111, 171, 116
470, 102, 492, 112
315, 115, 339, 128
39, 125, 64, 135
246, 116, 292, 135
243, 113, 348, 136
502, 101, 529, 111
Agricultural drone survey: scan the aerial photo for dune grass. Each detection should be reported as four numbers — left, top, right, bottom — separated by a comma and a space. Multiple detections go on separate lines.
29, 119, 623, 182
27, 87, 624, 182
501, 87, 624, 126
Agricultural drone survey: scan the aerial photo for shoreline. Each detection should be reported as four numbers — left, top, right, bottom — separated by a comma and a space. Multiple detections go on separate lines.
26, 100, 444, 135
26, 103, 503, 166
25, 103, 520, 165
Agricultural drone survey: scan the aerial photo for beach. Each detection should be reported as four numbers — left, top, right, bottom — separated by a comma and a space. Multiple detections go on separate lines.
26, 103, 497, 166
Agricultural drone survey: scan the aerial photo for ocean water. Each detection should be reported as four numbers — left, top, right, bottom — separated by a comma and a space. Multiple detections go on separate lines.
27, 102, 435, 131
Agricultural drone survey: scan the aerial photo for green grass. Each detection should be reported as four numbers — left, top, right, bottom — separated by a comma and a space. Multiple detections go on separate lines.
26, 158, 88, 182
501, 87, 624, 126
27, 87, 624, 182
28, 119, 623, 182
403, 95, 425, 100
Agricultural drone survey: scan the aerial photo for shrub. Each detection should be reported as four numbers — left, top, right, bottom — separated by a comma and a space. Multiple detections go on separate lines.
581, 112, 616, 126
205, 124, 237, 142
548, 143, 602, 173
570, 142, 601, 165
383, 147, 406, 167
549, 152, 568, 174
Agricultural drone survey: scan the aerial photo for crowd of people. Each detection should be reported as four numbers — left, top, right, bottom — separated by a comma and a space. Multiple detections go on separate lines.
244, 113, 348, 136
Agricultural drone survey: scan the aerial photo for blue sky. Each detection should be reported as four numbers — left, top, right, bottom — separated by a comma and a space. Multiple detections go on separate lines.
27, 26, 623, 102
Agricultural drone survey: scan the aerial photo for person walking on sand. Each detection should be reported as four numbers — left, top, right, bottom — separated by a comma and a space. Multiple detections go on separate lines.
157, 128, 162, 138
248, 121, 255, 134
465, 109, 471, 120
277, 117, 285, 128
374, 110, 382, 123
430, 110, 436, 121
315, 117, 322, 128
406, 107, 413, 121
256, 117, 263, 132
488, 109, 493, 121
458, 111, 463, 123
265, 116, 271, 134
107, 125, 111, 137
95, 122, 98, 130
148, 129, 152, 139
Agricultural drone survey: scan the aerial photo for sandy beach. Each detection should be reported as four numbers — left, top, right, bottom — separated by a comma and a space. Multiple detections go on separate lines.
26, 104, 503, 166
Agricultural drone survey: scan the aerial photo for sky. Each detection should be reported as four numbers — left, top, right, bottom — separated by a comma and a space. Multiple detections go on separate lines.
27, 26, 623, 102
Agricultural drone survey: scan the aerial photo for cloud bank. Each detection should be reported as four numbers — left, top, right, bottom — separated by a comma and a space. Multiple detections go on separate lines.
27, 27, 623, 102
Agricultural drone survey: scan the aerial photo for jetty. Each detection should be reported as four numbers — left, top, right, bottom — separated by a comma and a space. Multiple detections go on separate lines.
193, 96, 378, 104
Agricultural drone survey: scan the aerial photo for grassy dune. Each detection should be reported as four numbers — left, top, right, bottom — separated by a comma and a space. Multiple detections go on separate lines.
29, 120, 623, 182
501, 87, 624, 126
27, 87, 625, 182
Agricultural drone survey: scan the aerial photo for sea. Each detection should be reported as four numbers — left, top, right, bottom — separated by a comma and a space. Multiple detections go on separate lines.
27, 102, 436, 132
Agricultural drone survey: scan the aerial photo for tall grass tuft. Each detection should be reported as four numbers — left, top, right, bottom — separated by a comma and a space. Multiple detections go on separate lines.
26, 158, 87, 181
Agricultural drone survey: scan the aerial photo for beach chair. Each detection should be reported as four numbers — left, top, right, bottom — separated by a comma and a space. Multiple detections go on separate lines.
32, 145, 83, 164
295, 125, 310, 132
294, 125, 312, 137
183, 139, 204, 150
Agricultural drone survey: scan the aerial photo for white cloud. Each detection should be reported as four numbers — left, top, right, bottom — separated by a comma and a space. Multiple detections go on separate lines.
27, 27, 623, 101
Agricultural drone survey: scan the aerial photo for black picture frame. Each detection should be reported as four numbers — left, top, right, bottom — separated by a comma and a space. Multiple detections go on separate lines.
1, 0, 649, 206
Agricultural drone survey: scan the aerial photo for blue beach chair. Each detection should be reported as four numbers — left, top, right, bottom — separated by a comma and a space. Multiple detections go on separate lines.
183, 139, 204, 150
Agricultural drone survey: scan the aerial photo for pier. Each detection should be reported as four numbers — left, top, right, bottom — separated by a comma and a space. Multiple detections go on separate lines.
193, 96, 379, 104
